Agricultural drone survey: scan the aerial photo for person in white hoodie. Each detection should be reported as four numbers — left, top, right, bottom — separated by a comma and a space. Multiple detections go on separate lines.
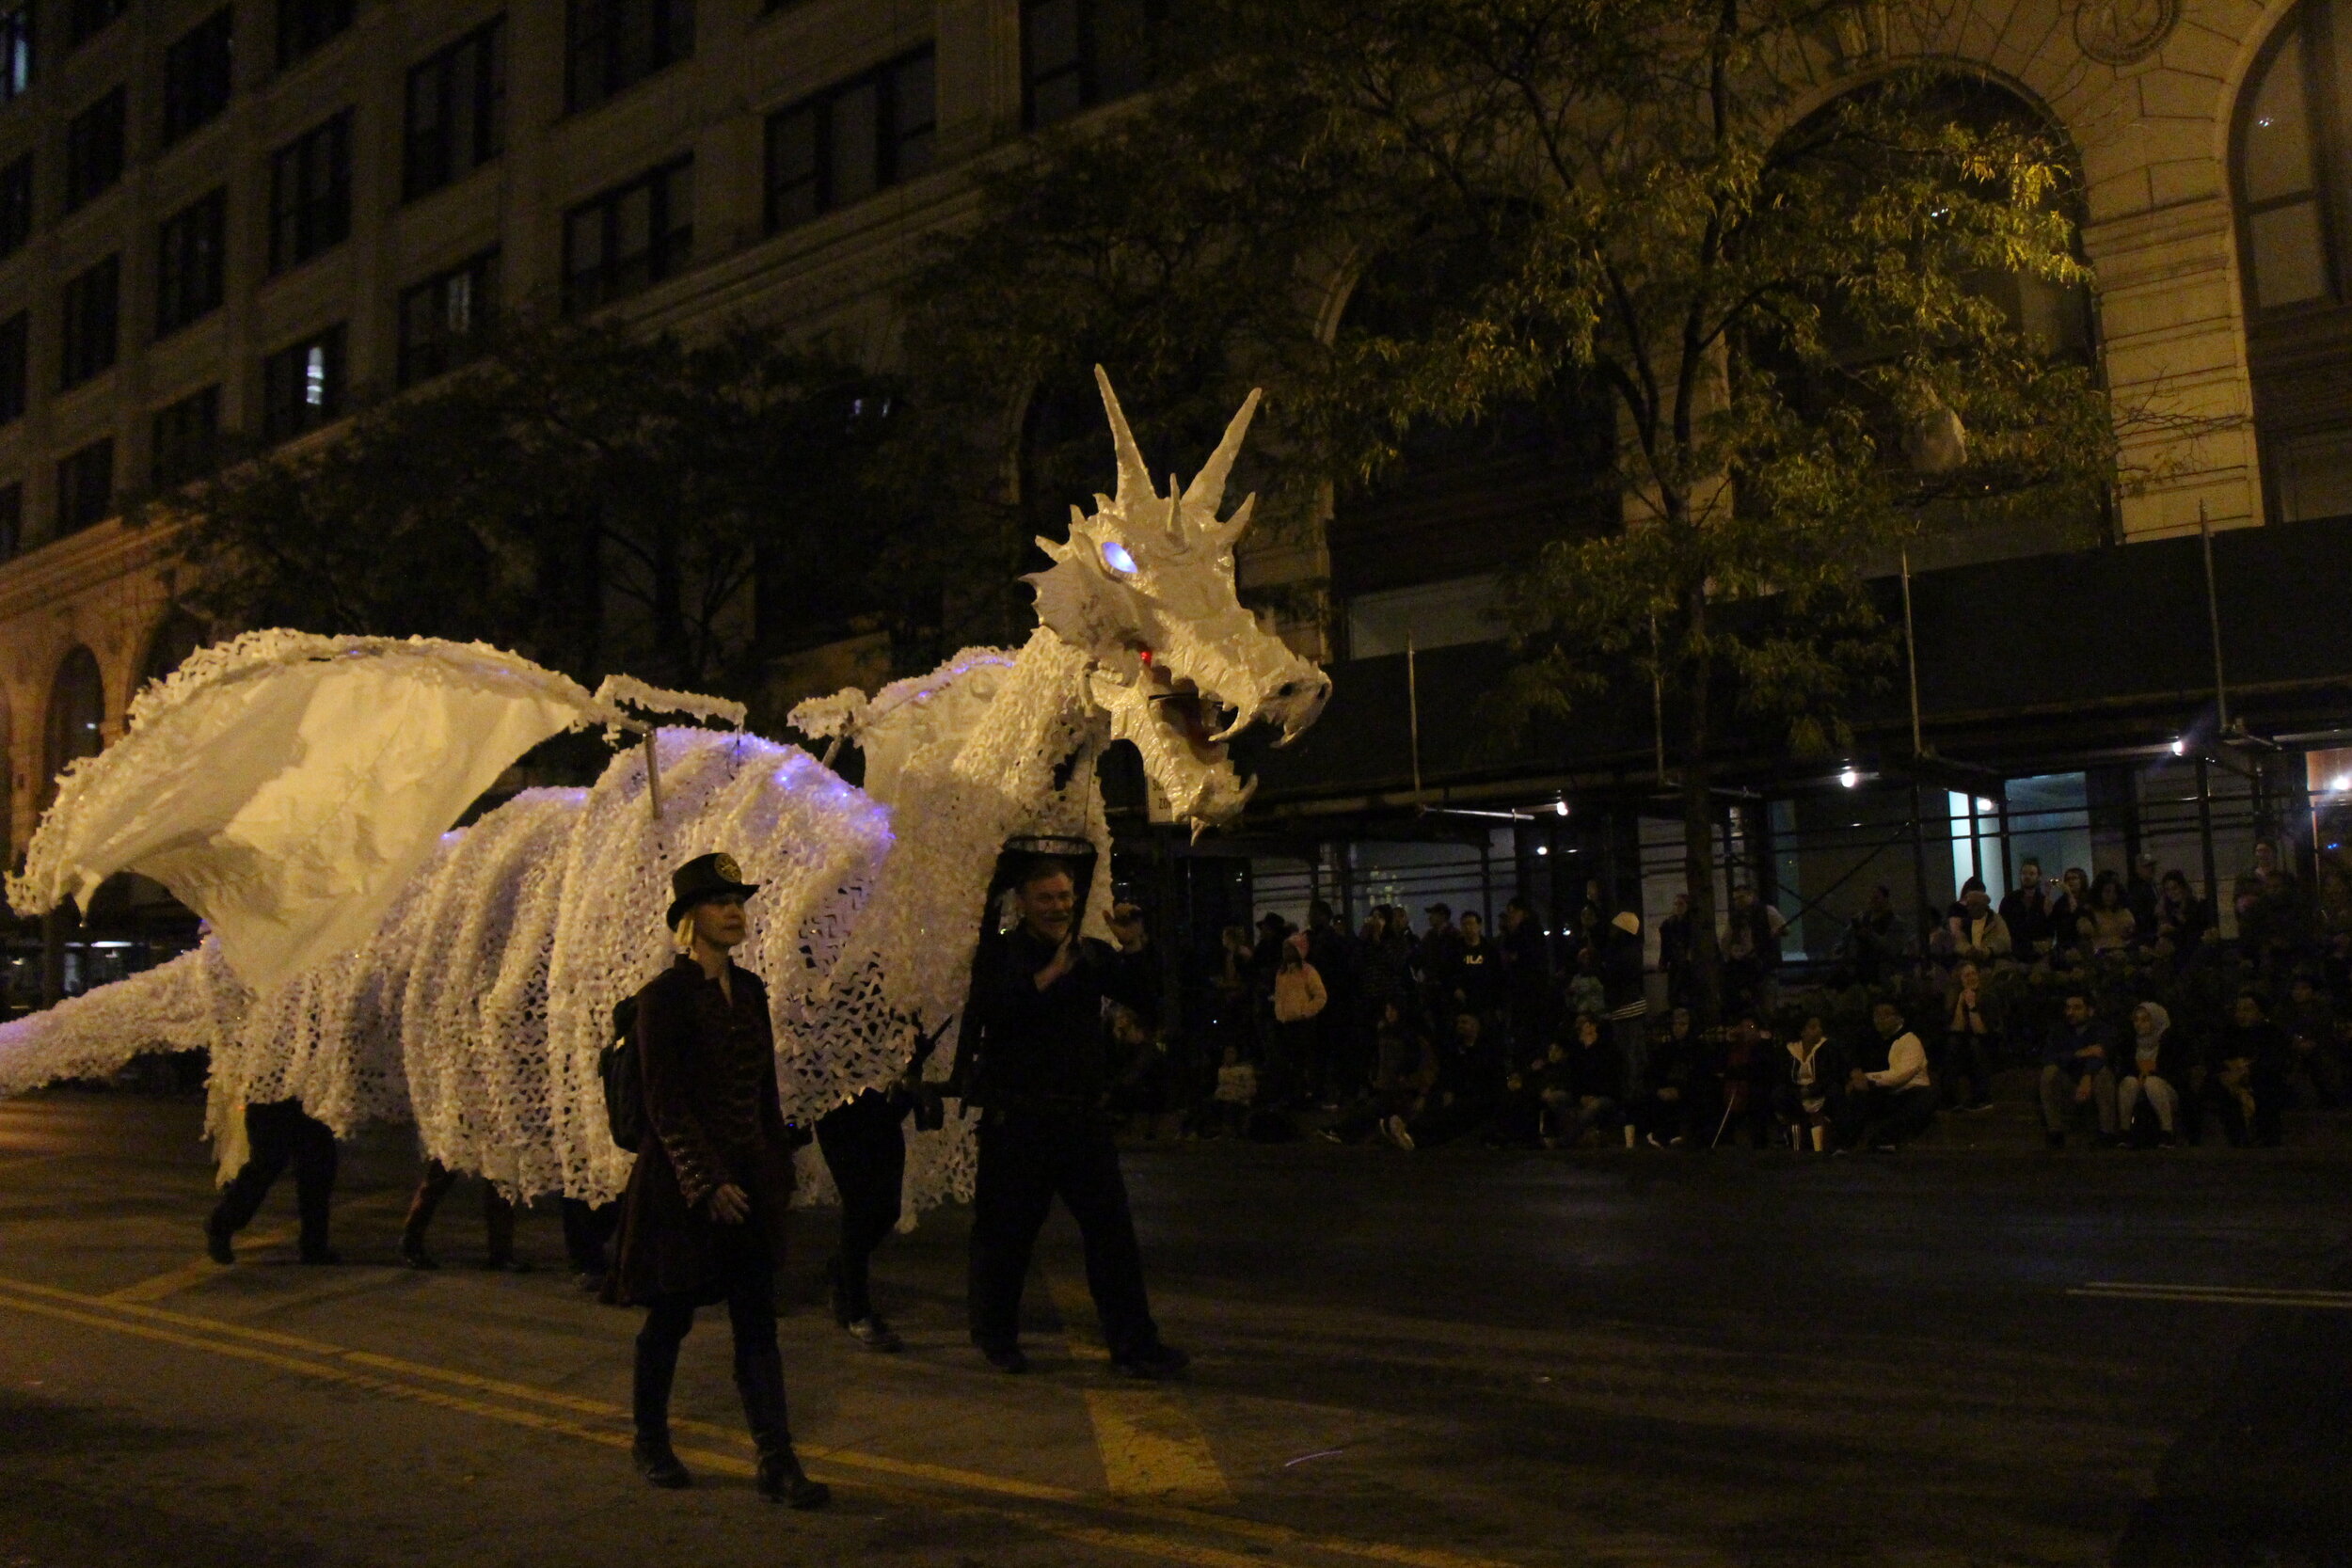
1847, 1000, 1939, 1150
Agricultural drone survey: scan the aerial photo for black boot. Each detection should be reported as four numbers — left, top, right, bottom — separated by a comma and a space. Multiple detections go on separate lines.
632, 1434, 691, 1489
755, 1447, 829, 1510
203, 1210, 235, 1266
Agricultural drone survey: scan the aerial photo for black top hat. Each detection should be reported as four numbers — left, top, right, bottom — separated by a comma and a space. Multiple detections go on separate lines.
667, 851, 760, 928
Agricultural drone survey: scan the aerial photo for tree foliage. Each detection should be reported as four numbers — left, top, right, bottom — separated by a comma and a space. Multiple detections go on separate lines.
162, 318, 903, 709
906, 0, 2119, 1013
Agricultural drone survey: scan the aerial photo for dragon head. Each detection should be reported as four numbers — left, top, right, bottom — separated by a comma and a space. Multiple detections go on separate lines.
1025, 369, 1330, 832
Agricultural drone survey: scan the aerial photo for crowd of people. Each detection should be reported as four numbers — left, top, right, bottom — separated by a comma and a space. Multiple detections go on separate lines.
1117, 838, 2350, 1158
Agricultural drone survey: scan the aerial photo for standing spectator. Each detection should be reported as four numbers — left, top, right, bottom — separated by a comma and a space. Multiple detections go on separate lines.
2084, 873, 2137, 955
1600, 911, 1650, 1093
2000, 858, 2058, 962
1840, 884, 1904, 986
1417, 904, 1465, 1022
1564, 944, 1607, 1022
1778, 1015, 1850, 1152
1500, 898, 1552, 1053
1657, 893, 1694, 1007
1719, 887, 1786, 1011
1270, 940, 1327, 1105
1941, 960, 2002, 1112
1456, 912, 1501, 1025
1946, 878, 2012, 966
2126, 852, 2162, 934
1360, 907, 1414, 1028
2233, 838, 2306, 973
2150, 870, 2211, 966
2117, 1001, 2185, 1148
1849, 1001, 1939, 1149
2050, 867, 2090, 958
1303, 900, 1360, 1101
2039, 989, 2119, 1149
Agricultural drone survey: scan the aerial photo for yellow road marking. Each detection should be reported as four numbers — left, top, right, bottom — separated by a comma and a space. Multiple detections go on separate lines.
1049, 1273, 1237, 1507
0, 1270, 1516, 1568
103, 1223, 298, 1302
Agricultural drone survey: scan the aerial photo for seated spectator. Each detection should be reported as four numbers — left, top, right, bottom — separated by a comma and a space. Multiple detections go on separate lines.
2202, 990, 2291, 1148
1846, 1000, 1939, 1150
2040, 989, 2120, 1148
1946, 878, 2011, 967
2233, 838, 2306, 974
2117, 1001, 2185, 1148
1709, 1013, 1780, 1149
2084, 873, 2138, 956
1383, 1012, 1499, 1151
1940, 960, 2002, 1112
2126, 852, 2161, 936
1632, 1007, 1697, 1148
2051, 868, 2090, 958
1211, 1046, 1257, 1139
1839, 884, 1905, 986
1551, 1013, 1628, 1148
2278, 971, 2348, 1109
1778, 1014, 1849, 1153
2148, 870, 2211, 967
1563, 945, 1606, 1023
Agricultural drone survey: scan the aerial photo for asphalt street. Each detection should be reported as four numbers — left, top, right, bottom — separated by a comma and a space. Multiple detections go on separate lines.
0, 1088, 2345, 1568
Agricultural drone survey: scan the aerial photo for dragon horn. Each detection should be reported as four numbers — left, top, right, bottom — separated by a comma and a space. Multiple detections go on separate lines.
1094, 366, 1156, 509
1182, 388, 1263, 521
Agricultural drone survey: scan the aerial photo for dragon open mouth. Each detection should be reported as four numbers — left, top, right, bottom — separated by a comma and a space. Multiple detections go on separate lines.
1149, 684, 1238, 761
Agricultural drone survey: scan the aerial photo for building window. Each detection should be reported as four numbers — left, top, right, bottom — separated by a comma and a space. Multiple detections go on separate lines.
268, 110, 352, 274
0, 483, 20, 562
0, 154, 29, 260
397, 250, 497, 387
405, 19, 505, 201
563, 157, 691, 312
262, 325, 343, 441
2235, 1, 2352, 524
156, 189, 228, 338
64, 87, 127, 214
278, 0, 354, 69
764, 47, 934, 232
66, 0, 124, 52
151, 385, 222, 487
55, 439, 114, 535
162, 9, 236, 147
0, 4, 32, 103
0, 311, 24, 423
1022, 0, 1160, 129
44, 645, 105, 797
59, 255, 119, 389
565, 0, 692, 115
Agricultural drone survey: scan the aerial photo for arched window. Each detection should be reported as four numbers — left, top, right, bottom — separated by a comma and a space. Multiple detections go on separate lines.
2234, 2, 2352, 522
139, 608, 208, 691
42, 645, 104, 808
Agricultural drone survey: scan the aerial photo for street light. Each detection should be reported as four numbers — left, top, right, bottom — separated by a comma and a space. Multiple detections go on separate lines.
1839, 768, 1860, 789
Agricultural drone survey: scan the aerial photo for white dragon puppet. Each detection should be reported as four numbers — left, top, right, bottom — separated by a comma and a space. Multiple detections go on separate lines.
0, 371, 1328, 1214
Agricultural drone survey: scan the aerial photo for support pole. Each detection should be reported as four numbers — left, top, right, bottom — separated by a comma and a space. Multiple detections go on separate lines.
1901, 547, 1923, 756
644, 729, 664, 821
1406, 633, 1424, 805
2200, 502, 2231, 735
1909, 783, 1934, 957
2197, 754, 2218, 913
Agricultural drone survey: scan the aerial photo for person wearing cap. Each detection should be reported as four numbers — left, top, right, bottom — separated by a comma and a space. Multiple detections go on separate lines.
1600, 910, 1649, 1092
605, 852, 827, 1509
959, 856, 1187, 1378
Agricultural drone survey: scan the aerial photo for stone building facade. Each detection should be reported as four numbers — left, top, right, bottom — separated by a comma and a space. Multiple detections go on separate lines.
0, 0, 2344, 866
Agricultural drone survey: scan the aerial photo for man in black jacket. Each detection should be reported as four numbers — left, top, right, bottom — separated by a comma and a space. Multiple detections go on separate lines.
961, 858, 1187, 1379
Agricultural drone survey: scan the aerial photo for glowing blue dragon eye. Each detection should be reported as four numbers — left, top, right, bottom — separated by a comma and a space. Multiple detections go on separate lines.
1100, 540, 1138, 575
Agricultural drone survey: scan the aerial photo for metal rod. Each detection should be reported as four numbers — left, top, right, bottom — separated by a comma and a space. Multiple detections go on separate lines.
2196, 753, 2217, 912
1649, 613, 1667, 784
644, 730, 664, 821
1901, 547, 1923, 757
1406, 632, 1423, 803
2200, 501, 2231, 734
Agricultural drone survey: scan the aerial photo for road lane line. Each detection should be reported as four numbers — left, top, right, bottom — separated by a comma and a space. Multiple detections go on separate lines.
2069, 1282, 2352, 1309
103, 1190, 407, 1303
1049, 1272, 1237, 1506
0, 1271, 1526, 1568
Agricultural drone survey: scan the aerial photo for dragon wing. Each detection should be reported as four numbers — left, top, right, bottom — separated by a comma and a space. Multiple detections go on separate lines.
8, 631, 616, 993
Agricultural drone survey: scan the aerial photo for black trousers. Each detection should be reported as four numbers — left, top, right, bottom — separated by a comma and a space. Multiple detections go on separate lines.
968, 1112, 1159, 1360
402, 1160, 515, 1260
633, 1228, 790, 1454
209, 1099, 338, 1257
561, 1197, 619, 1275
815, 1089, 906, 1323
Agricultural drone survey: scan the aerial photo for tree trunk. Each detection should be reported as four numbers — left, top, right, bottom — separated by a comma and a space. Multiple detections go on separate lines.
1678, 589, 1723, 1024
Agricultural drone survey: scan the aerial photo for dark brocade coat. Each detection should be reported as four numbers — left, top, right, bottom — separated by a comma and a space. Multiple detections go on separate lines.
606, 957, 796, 1307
